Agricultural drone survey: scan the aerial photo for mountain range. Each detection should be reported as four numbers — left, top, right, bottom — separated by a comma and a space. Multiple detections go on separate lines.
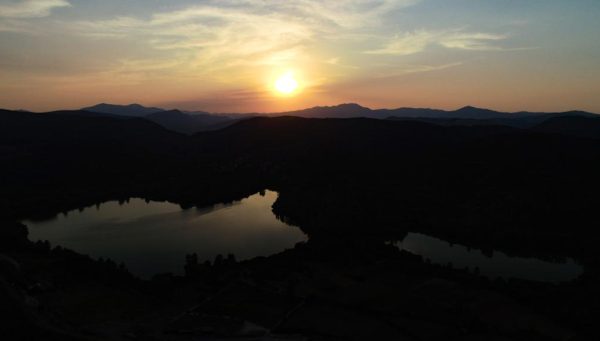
82, 103, 164, 117
8, 103, 599, 135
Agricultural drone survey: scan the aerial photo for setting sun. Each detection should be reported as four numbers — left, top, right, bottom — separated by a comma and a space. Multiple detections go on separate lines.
274, 72, 299, 95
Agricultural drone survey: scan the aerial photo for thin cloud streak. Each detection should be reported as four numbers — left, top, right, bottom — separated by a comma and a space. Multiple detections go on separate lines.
366, 29, 512, 55
0, 0, 70, 18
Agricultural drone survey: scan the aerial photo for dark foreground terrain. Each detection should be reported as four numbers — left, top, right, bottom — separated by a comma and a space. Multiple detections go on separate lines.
2, 108, 600, 340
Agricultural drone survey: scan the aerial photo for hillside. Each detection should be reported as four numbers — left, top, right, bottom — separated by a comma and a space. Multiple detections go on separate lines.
145, 110, 237, 134
75, 103, 598, 134
532, 115, 600, 139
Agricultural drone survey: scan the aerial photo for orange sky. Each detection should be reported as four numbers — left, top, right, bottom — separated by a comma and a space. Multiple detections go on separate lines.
1, 0, 599, 113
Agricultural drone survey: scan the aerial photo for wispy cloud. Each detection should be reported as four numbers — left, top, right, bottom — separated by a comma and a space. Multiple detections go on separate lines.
366, 29, 510, 55
0, 0, 70, 18
71, 0, 420, 72
75, 0, 420, 39
393, 62, 464, 76
0, 18, 35, 32
439, 32, 508, 50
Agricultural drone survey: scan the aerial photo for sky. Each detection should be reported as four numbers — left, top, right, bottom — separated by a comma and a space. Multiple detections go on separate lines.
0, 0, 599, 113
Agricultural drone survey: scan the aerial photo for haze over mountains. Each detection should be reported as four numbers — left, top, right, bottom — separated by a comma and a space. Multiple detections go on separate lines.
2, 102, 600, 144
79, 103, 598, 134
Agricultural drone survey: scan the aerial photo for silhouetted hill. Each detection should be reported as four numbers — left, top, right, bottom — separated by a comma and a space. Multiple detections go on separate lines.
387, 108, 597, 128
272, 104, 597, 125
80, 104, 242, 133
196, 116, 518, 161
0, 109, 184, 199
82, 103, 164, 117
4, 110, 600, 242
278, 104, 506, 119
0, 108, 254, 219
386, 116, 508, 126
453, 105, 504, 119
208, 115, 517, 137
385, 105, 597, 121
0, 109, 179, 145
379, 107, 448, 119
387, 116, 551, 128
5, 109, 600, 340
68, 103, 600, 133
190, 115, 600, 256
281, 103, 373, 118
146, 109, 236, 134
532, 116, 600, 139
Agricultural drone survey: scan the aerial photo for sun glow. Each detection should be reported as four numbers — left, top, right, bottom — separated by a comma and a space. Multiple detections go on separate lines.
274, 72, 299, 95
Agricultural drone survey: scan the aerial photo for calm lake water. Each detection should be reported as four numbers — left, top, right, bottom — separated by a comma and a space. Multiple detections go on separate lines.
393, 233, 583, 282
25, 189, 583, 282
25, 190, 307, 278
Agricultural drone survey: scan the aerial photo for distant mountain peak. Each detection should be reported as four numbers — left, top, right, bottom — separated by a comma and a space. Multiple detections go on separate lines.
457, 105, 485, 111
304, 103, 370, 111
284, 103, 373, 118
83, 103, 164, 117
336, 103, 371, 109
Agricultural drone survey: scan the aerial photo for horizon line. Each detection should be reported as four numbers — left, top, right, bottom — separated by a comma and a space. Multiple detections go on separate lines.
2, 102, 597, 116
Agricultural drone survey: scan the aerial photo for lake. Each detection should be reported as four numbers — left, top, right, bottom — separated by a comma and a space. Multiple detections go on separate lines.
393, 233, 583, 282
24, 190, 583, 282
25, 190, 307, 278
